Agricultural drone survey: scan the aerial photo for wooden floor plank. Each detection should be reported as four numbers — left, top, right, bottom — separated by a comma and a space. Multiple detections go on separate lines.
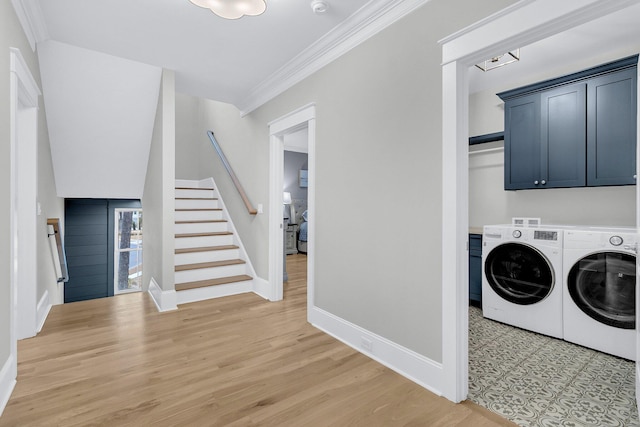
1, 254, 515, 426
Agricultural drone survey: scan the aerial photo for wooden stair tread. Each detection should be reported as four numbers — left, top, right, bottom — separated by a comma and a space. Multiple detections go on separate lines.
175, 187, 214, 190
175, 208, 222, 212
175, 245, 239, 254
175, 259, 246, 272
176, 231, 232, 238
176, 275, 253, 291
175, 220, 227, 224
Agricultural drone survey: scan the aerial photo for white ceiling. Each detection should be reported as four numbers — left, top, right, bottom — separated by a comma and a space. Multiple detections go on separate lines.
469, 2, 640, 95
27, 0, 394, 112
17, 0, 640, 111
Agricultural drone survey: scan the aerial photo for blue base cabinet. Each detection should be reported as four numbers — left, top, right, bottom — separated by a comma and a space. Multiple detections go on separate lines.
469, 234, 482, 304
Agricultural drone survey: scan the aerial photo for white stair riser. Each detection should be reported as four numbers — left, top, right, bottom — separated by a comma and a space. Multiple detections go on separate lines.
175, 248, 241, 266
175, 264, 248, 284
175, 222, 228, 234
176, 280, 253, 305
175, 199, 219, 210
175, 234, 234, 249
175, 210, 223, 221
176, 188, 215, 199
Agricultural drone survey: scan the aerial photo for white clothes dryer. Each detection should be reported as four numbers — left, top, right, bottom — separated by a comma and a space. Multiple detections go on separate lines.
482, 225, 564, 339
563, 227, 637, 361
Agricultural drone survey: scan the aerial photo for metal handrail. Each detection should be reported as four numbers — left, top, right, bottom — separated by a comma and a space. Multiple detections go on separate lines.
207, 131, 258, 215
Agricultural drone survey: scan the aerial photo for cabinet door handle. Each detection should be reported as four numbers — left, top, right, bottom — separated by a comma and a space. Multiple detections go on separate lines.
541, 180, 546, 185
534, 180, 539, 185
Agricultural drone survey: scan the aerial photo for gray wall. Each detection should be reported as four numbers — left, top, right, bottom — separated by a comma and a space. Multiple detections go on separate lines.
469, 47, 640, 228
174, 0, 513, 361
142, 70, 176, 292
284, 151, 308, 201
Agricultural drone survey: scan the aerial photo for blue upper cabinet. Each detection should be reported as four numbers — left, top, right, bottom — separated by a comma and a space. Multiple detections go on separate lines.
587, 68, 637, 186
542, 82, 587, 188
504, 93, 541, 189
499, 55, 637, 190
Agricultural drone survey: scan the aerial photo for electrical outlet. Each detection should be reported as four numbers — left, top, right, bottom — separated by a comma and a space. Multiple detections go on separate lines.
361, 337, 373, 352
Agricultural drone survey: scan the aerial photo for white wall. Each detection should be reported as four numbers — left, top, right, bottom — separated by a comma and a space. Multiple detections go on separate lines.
174, 0, 513, 362
37, 40, 161, 199
468, 49, 639, 228
142, 70, 175, 294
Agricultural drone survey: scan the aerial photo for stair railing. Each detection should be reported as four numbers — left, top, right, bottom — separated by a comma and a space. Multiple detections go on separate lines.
207, 131, 258, 215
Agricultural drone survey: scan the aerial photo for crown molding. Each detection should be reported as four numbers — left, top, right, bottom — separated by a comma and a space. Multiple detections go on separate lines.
11, 0, 50, 51
237, 0, 431, 116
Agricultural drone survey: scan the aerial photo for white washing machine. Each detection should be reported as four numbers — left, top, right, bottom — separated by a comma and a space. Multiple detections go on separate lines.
563, 227, 637, 361
482, 225, 564, 339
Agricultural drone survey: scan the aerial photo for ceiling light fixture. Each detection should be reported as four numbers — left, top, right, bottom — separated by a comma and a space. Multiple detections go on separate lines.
189, 0, 266, 20
476, 49, 520, 72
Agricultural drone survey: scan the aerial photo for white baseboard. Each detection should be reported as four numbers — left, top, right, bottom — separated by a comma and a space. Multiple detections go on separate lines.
252, 277, 270, 300
36, 290, 52, 333
148, 277, 178, 312
309, 306, 443, 396
176, 280, 253, 305
0, 354, 17, 418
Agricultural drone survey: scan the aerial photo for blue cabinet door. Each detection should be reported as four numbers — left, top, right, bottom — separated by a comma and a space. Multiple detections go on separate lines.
542, 82, 587, 188
469, 234, 482, 304
504, 93, 541, 190
587, 68, 638, 186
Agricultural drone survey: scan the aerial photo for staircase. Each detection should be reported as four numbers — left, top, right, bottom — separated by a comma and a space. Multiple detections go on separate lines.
174, 178, 255, 305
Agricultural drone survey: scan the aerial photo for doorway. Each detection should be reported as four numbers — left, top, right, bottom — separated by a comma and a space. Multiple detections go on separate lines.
64, 199, 142, 303
440, 0, 640, 404
268, 104, 316, 312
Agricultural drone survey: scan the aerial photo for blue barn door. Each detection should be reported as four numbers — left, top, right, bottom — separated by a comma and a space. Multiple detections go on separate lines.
64, 199, 141, 303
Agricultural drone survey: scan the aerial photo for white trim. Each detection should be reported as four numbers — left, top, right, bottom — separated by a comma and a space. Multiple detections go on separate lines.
202, 177, 259, 281
309, 306, 443, 395
252, 276, 270, 300
0, 354, 17, 418
10, 0, 50, 51
440, 0, 640, 404
10, 47, 40, 344
9, 47, 40, 107
268, 104, 316, 303
238, 0, 431, 115
176, 280, 253, 305
36, 290, 51, 333
147, 277, 177, 312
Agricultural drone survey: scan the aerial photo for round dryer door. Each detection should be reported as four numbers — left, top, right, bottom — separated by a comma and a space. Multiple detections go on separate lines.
567, 252, 636, 329
484, 242, 554, 305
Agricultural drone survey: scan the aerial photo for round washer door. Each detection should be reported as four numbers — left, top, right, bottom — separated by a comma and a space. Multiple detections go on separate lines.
567, 251, 636, 329
484, 242, 554, 305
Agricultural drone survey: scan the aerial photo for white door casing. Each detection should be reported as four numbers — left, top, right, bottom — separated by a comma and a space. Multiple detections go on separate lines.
268, 103, 316, 310
10, 47, 40, 346
440, 0, 640, 403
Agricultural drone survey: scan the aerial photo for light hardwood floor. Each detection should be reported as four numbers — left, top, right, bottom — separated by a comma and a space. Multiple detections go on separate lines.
2, 254, 515, 426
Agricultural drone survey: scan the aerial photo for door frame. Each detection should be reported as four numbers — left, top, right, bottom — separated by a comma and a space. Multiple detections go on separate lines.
268, 103, 316, 308
10, 47, 40, 347
440, 0, 640, 403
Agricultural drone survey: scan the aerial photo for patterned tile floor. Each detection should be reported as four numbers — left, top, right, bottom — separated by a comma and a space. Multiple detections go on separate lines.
468, 306, 639, 427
